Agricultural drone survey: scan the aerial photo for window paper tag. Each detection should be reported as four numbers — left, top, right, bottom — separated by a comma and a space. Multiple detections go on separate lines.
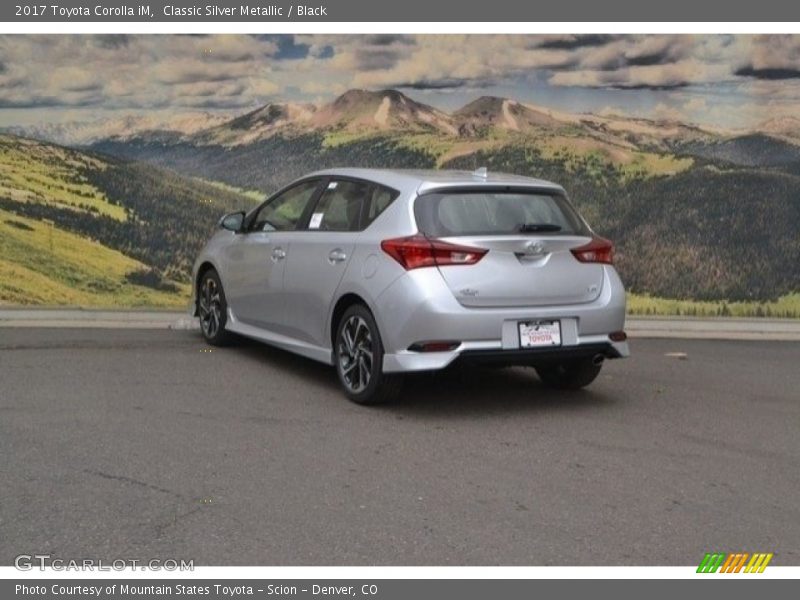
309, 212, 324, 229
327, 181, 338, 189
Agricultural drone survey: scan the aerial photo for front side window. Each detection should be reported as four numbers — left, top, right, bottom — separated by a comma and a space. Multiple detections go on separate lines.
414, 190, 589, 237
250, 180, 320, 232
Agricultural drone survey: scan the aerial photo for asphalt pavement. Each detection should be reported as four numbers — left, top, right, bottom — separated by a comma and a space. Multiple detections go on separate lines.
0, 328, 798, 565
4, 309, 800, 340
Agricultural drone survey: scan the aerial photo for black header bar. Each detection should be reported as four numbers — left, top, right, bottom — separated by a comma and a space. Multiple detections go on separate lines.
2, 0, 799, 23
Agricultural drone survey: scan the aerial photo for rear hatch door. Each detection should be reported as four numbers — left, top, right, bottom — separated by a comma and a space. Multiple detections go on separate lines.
436, 234, 603, 308
414, 186, 604, 308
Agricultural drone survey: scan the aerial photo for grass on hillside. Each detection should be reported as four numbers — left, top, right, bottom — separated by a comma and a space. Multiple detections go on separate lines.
627, 292, 800, 319
536, 137, 694, 181
322, 130, 379, 148
0, 135, 127, 221
618, 152, 694, 180
0, 209, 188, 307
1, 211, 796, 317
192, 176, 265, 203
323, 130, 695, 183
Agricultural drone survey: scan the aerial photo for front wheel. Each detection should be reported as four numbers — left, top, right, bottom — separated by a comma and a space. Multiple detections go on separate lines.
535, 358, 602, 390
197, 269, 233, 346
335, 305, 403, 405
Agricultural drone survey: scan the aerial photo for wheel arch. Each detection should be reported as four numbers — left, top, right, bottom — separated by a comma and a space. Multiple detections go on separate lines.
329, 293, 372, 350
193, 260, 219, 315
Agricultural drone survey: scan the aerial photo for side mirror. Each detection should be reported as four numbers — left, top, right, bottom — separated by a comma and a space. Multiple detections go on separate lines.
219, 211, 245, 233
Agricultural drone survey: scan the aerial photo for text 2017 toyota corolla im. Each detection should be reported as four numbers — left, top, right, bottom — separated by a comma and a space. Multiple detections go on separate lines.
192, 168, 629, 404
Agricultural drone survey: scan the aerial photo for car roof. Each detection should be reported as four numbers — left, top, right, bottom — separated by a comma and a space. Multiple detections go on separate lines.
304, 168, 565, 195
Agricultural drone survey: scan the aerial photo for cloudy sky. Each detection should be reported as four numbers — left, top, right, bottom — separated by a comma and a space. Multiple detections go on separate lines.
1, 34, 800, 128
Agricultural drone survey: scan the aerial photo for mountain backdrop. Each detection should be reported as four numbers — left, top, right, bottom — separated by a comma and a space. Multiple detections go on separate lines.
2, 89, 799, 314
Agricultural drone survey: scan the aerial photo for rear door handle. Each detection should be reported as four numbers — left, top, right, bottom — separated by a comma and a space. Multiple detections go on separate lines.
272, 247, 286, 261
328, 249, 347, 264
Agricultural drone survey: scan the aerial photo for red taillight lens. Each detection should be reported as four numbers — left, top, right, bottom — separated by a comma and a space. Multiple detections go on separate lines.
571, 236, 614, 265
381, 235, 487, 270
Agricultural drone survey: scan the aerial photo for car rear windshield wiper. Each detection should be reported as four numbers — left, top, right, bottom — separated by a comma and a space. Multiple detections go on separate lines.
517, 223, 562, 233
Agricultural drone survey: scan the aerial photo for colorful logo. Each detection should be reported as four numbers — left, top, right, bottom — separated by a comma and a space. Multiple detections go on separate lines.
697, 552, 773, 573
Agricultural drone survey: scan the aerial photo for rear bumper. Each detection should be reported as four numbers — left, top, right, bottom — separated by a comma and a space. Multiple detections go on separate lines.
383, 338, 629, 372
455, 341, 625, 366
378, 265, 628, 373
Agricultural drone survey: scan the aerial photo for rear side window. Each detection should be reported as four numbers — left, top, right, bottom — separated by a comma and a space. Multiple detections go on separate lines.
364, 185, 397, 226
306, 179, 399, 232
414, 190, 589, 237
309, 180, 371, 231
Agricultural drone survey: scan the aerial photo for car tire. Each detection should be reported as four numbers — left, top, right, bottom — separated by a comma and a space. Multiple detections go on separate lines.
197, 268, 233, 346
535, 358, 602, 390
335, 304, 403, 405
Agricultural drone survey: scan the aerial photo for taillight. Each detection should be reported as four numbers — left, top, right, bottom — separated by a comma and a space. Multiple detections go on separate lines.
571, 236, 614, 265
381, 235, 487, 270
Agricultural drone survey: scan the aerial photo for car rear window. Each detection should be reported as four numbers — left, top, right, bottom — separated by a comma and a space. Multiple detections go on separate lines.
414, 190, 590, 237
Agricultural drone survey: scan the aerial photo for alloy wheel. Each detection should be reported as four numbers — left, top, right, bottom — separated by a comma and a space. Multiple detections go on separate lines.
198, 276, 222, 339
338, 315, 374, 393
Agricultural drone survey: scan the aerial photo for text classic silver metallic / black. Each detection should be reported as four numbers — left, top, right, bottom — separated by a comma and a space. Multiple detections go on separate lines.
192, 168, 629, 404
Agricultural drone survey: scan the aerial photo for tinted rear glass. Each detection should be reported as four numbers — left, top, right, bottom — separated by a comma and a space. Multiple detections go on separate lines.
414, 190, 590, 237
304, 180, 399, 232
309, 180, 372, 232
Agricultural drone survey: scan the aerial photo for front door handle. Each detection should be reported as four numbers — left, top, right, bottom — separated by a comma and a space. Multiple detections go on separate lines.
272, 247, 286, 261
328, 249, 347, 264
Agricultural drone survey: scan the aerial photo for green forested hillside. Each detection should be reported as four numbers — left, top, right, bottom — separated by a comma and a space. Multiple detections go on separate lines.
443, 144, 800, 302
678, 134, 800, 168
0, 209, 188, 306
92, 132, 800, 307
93, 133, 437, 193
0, 134, 255, 306
5, 87, 798, 313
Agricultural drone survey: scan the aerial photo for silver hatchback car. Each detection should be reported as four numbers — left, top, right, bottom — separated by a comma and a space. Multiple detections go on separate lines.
192, 168, 629, 404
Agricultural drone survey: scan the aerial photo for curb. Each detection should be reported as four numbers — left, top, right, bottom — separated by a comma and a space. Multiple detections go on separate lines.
2, 309, 800, 340
0, 309, 198, 330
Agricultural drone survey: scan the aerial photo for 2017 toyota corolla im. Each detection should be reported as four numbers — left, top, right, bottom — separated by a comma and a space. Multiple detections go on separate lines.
192, 168, 629, 404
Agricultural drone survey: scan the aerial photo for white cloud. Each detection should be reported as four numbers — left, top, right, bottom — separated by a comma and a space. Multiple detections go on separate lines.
0, 34, 798, 129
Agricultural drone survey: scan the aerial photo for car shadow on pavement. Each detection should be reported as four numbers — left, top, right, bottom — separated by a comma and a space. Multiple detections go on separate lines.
223, 333, 616, 416
222, 332, 339, 381
388, 366, 617, 417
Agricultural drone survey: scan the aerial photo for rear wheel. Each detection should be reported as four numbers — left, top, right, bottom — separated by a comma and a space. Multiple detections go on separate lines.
198, 269, 233, 346
335, 304, 403, 405
535, 358, 602, 390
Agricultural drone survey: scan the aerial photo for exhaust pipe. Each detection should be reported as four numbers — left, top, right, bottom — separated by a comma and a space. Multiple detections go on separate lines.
592, 354, 606, 366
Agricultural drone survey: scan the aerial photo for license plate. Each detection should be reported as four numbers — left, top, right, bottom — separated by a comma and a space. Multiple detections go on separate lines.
519, 320, 561, 348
